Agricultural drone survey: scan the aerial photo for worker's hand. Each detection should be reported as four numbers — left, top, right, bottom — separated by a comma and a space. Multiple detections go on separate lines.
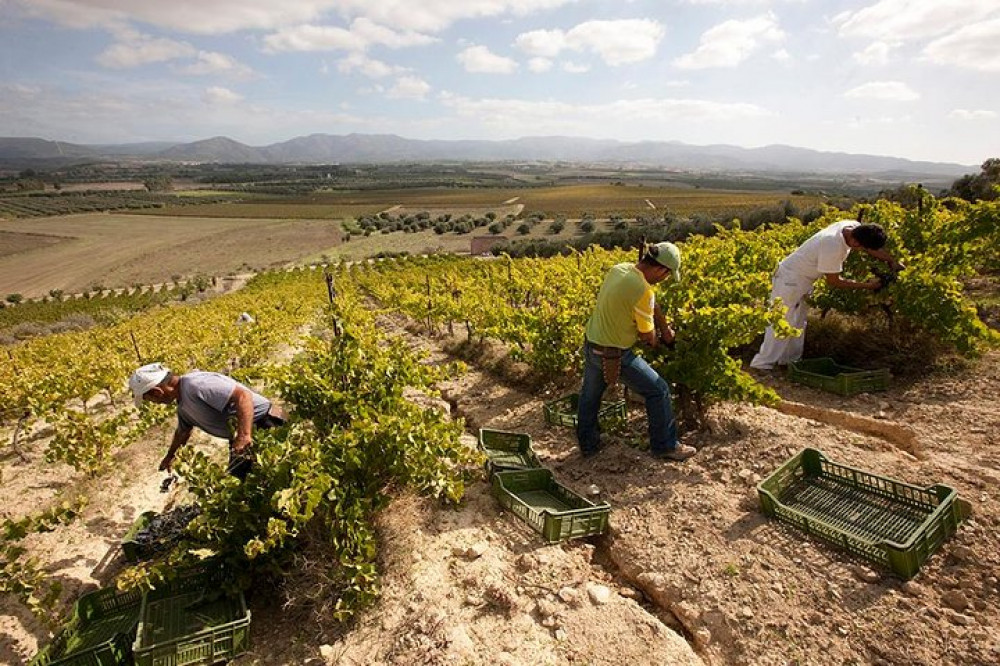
892, 261, 906, 272
158, 452, 175, 472
865, 277, 883, 290
232, 434, 253, 455
659, 325, 675, 345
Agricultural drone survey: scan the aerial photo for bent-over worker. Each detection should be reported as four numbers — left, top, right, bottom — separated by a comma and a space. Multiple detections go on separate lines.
129, 363, 285, 480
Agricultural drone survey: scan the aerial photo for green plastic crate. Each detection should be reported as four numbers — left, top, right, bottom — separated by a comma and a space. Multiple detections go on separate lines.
121, 511, 158, 563
31, 586, 143, 666
543, 393, 626, 430
787, 357, 889, 396
758, 448, 971, 579
479, 428, 542, 472
132, 571, 250, 666
491, 468, 610, 543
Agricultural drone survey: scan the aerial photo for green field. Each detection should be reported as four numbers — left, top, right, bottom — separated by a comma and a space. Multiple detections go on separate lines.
139, 184, 825, 220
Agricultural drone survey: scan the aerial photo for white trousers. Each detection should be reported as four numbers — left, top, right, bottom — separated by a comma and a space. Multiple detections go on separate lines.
751, 269, 813, 369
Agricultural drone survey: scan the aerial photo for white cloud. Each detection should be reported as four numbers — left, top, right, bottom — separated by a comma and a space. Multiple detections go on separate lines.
4, 83, 43, 98
949, 108, 998, 120
923, 18, 1000, 72
674, 13, 784, 69
337, 52, 405, 78
438, 92, 771, 135
263, 24, 365, 53
203, 86, 243, 104
565, 19, 664, 66
457, 45, 518, 74
771, 48, 791, 62
843, 81, 920, 101
834, 0, 998, 42
332, 0, 578, 34
514, 20, 664, 66
853, 41, 897, 65
387, 75, 430, 99
0, 80, 375, 144
177, 51, 255, 79
528, 57, 553, 73
514, 29, 566, 58
562, 61, 590, 74
96, 34, 196, 68
343, 18, 437, 49
13, 0, 327, 34
13, 0, 580, 35
262, 18, 434, 53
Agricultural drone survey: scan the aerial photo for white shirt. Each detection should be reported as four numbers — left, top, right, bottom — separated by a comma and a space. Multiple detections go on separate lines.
779, 220, 858, 281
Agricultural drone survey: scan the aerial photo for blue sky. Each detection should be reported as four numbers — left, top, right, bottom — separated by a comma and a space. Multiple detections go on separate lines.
1, 0, 998, 165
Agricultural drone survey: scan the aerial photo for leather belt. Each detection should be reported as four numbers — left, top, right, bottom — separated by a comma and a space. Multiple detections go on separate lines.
587, 340, 625, 385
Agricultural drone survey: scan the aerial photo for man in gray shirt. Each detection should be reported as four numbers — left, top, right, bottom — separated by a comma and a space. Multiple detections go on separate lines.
129, 362, 284, 479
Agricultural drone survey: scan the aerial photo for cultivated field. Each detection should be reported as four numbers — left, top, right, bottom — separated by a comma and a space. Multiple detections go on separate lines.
138, 184, 824, 220
0, 230, 67, 259
0, 214, 340, 297
0, 184, 823, 297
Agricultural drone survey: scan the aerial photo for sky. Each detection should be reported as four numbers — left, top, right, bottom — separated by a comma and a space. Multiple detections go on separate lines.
0, 0, 998, 165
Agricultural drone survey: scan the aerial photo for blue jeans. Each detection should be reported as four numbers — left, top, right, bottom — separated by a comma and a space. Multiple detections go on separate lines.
576, 341, 678, 455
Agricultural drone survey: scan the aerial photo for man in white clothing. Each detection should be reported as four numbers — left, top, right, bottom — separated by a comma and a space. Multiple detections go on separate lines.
751, 221, 904, 370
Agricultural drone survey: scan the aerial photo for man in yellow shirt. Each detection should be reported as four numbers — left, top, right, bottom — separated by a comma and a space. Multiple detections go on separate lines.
577, 242, 696, 461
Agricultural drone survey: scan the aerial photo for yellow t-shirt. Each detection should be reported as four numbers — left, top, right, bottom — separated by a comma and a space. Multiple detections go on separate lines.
585, 263, 655, 349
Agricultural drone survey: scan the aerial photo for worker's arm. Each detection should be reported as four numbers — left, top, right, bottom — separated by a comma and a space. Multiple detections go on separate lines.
862, 247, 905, 271
228, 386, 256, 454
653, 303, 675, 345
159, 424, 193, 472
824, 273, 881, 290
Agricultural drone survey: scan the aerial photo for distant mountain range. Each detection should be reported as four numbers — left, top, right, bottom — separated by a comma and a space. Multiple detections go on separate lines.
0, 134, 974, 179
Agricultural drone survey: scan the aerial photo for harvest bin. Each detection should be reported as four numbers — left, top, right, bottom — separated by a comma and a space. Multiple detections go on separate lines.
31, 586, 143, 666
543, 394, 626, 430
491, 468, 610, 542
758, 448, 970, 579
787, 357, 889, 396
132, 571, 250, 666
479, 428, 542, 472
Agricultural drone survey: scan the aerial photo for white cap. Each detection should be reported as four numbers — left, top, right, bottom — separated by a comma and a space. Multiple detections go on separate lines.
129, 362, 170, 407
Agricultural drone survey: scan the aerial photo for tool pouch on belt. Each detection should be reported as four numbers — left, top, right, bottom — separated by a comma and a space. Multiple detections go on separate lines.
591, 344, 625, 386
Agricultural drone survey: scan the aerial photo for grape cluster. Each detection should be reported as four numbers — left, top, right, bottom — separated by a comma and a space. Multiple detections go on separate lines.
131, 505, 200, 556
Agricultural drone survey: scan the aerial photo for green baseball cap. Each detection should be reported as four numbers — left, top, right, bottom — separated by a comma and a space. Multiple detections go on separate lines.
651, 242, 681, 282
